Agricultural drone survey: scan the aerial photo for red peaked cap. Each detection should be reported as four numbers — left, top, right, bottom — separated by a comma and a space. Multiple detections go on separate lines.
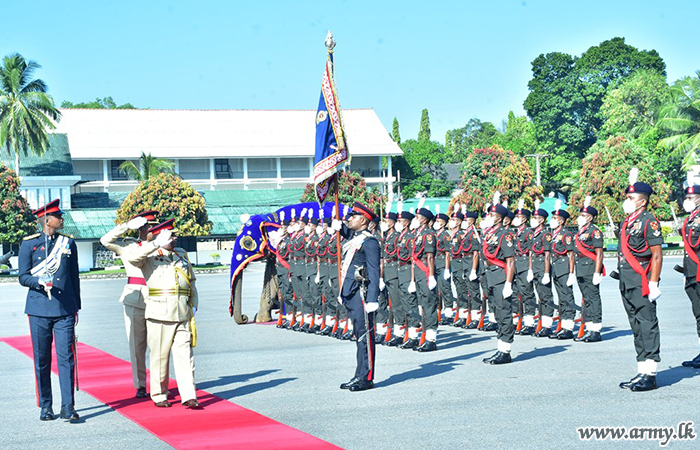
346, 201, 377, 221
148, 218, 176, 236
132, 210, 159, 223
32, 199, 63, 218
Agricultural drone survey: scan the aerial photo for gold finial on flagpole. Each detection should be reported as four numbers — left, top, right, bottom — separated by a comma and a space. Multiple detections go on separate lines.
325, 30, 336, 52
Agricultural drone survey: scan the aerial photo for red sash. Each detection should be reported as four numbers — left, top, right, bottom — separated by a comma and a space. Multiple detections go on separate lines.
681, 211, 700, 279
271, 245, 290, 270
619, 215, 651, 296
575, 229, 606, 276
412, 228, 430, 275
482, 226, 506, 269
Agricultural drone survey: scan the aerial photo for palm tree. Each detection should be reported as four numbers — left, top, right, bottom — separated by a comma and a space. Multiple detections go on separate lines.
657, 72, 700, 171
119, 151, 175, 181
0, 53, 61, 174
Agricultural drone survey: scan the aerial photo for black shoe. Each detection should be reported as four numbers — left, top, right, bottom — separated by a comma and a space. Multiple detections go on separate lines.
183, 399, 203, 409
384, 335, 403, 347
483, 351, 512, 365
454, 318, 466, 328
300, 324, 310, 333
154, 400, 172, 408
465, 320, 479, 330
317, 326, 333, 336
349, 380, 374, 392
519, 325, 535, 336
276, 320, 288, 329
136, 387, 148, 398
583, 331, 602, 343
340, 330, 354, 340
59, 405, 80, 422
482, 322, 498, 332
40, 407, 55, 421
310, 324, 321, 334
630, 374, 657, 391
414, 341, 437, 352
556, 329, 574, 340
398, 338, 419, 349
374, 334, 386, 344
340, 377, 361, 389
439, 317, 451, 325
535, 327, 552, 338
619, 373, 643, 389
681, 353, 700, 367
291, 322, 301, 331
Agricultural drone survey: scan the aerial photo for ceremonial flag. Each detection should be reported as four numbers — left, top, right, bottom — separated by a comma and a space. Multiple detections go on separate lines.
313, 32, 348, 204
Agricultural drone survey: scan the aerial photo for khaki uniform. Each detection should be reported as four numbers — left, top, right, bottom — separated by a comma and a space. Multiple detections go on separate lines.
129, 243, 199, 404
100, 224, 149, 390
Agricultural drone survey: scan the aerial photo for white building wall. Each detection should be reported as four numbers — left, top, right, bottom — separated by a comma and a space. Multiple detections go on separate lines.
76, 241, 94, 272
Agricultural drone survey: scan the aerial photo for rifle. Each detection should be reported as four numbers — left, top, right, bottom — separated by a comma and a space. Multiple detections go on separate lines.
354, 267, 373, 375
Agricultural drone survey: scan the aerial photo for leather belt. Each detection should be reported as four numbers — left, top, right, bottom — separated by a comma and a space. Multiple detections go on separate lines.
305, 257, 315, 263
149, 287, 192, 297
398, 260, 411, 267
385, 258, 398, 264
451, 255, 462, 260
127, 277, 147, 286
633, 255, 652, 262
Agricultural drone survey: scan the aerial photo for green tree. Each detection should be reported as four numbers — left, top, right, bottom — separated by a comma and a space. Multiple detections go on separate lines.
397, 139, 453, 197
391, 117, 401, 143
116, 173, 212, 236
118, 151, 175, 181
418, 108, 431, 142
567, 136, 673, 225
300, 171, 386, 215
494, 111, 538, 156
61, 96, 137, 109
444, 118, 501, 163
0, 164, 36, 243
0, 54, 61, 173
657, 73, 700, 171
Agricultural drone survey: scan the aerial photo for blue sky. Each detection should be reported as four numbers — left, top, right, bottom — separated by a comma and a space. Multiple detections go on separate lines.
1, 0, 697, 143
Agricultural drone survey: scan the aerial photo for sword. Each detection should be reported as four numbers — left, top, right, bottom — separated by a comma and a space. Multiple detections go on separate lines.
74, 332, 79, 391
355, 267, 373, 375
604, 206, 617, 238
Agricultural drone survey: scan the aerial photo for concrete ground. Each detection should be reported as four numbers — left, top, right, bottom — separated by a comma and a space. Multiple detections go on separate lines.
1, 256, 699, 450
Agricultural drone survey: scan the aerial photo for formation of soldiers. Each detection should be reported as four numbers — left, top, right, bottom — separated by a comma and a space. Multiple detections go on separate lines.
270, 168, 700, 392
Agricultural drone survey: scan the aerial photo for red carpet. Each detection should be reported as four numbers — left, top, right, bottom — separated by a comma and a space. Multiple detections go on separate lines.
1, 335, 343, 450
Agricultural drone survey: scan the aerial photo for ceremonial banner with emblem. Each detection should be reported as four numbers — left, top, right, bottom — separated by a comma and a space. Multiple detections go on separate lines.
314, 50, 348, 204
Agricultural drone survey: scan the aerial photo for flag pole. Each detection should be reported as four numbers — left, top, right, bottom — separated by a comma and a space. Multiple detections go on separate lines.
335, 176, 342, 289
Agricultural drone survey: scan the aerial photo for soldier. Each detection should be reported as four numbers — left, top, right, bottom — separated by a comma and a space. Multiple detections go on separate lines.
548, 202, 577, 340
530, 203, 556, 337
380, 211, 401, 344
100, 210, 159, 398
407, 207, 439, 352
512, 202, 537, 335
128, 219, 202, 408
335, 202, 380, 392
315, 215, 334, 335
18, 199, 81, 422
478, 210, 498, 332
443, 205, 463, 325
462, 209, 482, 329
433, 209, 456, 327
573, 197, 605, 343
290, 212, 307, 331
681, 180, 700, 368
616, 169, 663, 392
481, 200, 516, 365
304, 214, 322, 333
370, 215, 389, 342
272, 214, 294, 329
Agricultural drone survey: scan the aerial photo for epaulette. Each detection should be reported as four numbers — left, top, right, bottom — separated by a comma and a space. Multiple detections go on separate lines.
23, 233, 40, 240
58, 232, 74, 239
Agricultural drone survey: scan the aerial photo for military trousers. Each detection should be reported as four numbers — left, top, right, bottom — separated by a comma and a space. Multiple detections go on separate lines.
685, 277, 700, 337
414, 268, 438, 332
435, 264, 456, 311
383, 262, 401, 327
124, 304, 148, 390
320, 262, 339, 317
276, 266, 294, 314
488, 280, 515, 344
553, 272, 576, 322
514, 269, 537, 316
533, 272, 555, 317
398, 265, 421, 328
147, 318, 196, 403
344, 292, 376, 382
620, 286, 661, 362
28, 314, 76, 409
290, 262, 305, 311
577, 274, 602, 324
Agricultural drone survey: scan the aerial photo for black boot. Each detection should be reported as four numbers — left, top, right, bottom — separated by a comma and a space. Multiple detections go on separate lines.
384, 335, 403, 347
535, 327, 552, 338
40, 407, 55, 421
556, 329, 574, 340
483, 351, 512, 365
340, 377, 360, 389
619, 373, 643, 389
465, 320, 479, 329
374, 334, 386, 344
583, 331, 602, 342
682, 353, 700, 367
59, 405, 80, 422
398, 338, 419, 349
349, 380, 374, 392
519, 325, 535, 336
482, 322, 498, 332
414, 340, 437, 352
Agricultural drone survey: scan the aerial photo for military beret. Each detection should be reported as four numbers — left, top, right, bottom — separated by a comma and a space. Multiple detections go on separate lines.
533, 208, 549, 219
506, 211, 515, 220
625, 182, 653, 196
309, 217, 320, 225
465, 211, 479, 219
415, 207, 434, 221
451, 211, 464, 220
436, 213, 449, 222
488, 204, 509, 217
385, 212, 398, 221
399, 211, 415, 221
515, 208, 532, 218
552, 209, 570, 220
685, 185, 700, 195
580, 206, 598, 216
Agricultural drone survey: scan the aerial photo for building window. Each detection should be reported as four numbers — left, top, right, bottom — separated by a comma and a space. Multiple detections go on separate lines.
248, 158, 276, 179
349, 156, 379, 177
215, 159, 231, 179
280, 157, 311, 178
111, 160, 128, 180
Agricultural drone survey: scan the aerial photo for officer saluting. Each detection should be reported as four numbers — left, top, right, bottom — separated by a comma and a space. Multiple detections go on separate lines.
617, 168, 663, 392
18, 199, 81, 422
335, 202, 381, 392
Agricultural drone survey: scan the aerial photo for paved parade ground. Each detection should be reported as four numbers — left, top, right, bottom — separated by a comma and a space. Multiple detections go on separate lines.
1, 256, 699, 450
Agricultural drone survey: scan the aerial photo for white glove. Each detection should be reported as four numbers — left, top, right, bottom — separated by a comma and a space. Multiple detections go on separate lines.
469, 270, 477, 281
126, 216, 148, 230
566, 273, 576, 286
542, 273, 551, 285
648, 281, 661, 301
379, 279, 386, 291
451, 279, 458, 298
526, 270, 534, 283
153, 229, 173, 248
337, 296, 344, 305
592, 272, 603, 285
331, 220, 342, 231
314, 273, 320, 284
428, 276, 437, 290
443, 270, 451, 280
502, 281, 513, 298
364, 302, 379, 313
408, 281, 416, 293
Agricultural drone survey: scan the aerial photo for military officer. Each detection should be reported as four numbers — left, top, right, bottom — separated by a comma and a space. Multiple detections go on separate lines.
334, 202, 380, 392
616, 171, 663, 392
681, 181, 700, 368
18, 199, 81, 422
434, 210, 456, 327
273, 214, 294, 329
461, 209, 482, 329
290, 212, 307, 330
481, 201, 516, 364
128, 219, 202, 408
548, 204, 577, 340
370, 215, 390, 342
303, 215, 322, 333
512, 202, 537, 335
478, 211, 498, 332
381, 212, 403, 345
573, 197, 605, 343
530, 204, 556, 338
100, 210, 159, 398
